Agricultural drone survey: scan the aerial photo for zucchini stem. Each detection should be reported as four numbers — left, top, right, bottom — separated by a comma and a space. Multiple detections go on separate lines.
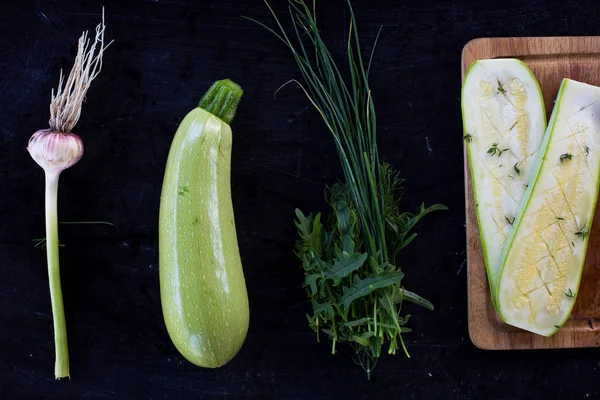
45, 171, 70, 379
198, 79, 243, 124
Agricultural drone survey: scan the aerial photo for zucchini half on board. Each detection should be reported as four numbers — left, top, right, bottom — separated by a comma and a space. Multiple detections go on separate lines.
462, 59, 546, 305
498, 79, 600, 336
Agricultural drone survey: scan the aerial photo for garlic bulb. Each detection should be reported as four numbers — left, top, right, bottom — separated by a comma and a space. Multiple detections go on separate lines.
27, 130, 84, 175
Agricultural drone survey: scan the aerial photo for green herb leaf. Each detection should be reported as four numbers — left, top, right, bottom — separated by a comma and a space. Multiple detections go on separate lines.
575, 225, 588, 239
560, 153, 573, 163
344, 318, 372, 328
497, 80, 506, 94
513, 162, 520, 176
351, 331, 374, 346
341, 271, 404, 310
325, 249, 368, 285
311, 299, 335, 321
402, 289, 434, 311
485, 142, 510, 158
487, 142, 504, 156
304, 272, 324, 296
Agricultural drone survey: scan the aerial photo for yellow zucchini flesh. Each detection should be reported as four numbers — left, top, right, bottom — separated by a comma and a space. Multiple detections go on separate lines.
461, 59, 546, 305
159, 80, 249, 367
498, 79, 600, 336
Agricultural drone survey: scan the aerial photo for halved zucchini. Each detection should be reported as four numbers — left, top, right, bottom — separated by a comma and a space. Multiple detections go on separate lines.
462, 59, 546, 304
498, 78, 600, 336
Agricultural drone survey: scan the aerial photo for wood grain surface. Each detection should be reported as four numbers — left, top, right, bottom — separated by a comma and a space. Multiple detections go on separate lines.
463, 37, 600, 350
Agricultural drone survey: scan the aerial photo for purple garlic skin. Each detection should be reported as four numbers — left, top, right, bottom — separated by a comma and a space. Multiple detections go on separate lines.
28, 129, 84, 175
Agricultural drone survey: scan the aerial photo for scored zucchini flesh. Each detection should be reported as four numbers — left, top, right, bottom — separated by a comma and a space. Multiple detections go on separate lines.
498, 78, 600, 336
462, 59, 546, 304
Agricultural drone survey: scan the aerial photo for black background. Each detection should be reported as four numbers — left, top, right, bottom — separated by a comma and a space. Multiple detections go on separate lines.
1, 0, 599, 399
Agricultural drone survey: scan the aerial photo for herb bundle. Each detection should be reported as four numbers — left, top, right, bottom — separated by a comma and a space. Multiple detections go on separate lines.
249, 0, 446, 377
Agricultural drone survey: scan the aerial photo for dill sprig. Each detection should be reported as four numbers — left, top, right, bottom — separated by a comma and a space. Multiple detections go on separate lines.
248, 0, 446, 377
575, 225, 588, 239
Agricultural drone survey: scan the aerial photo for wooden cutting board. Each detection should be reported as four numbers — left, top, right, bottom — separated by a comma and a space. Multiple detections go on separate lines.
463, 37, 600, 350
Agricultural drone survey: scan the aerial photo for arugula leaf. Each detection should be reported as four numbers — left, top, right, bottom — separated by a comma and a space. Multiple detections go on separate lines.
341, 272, 404, 310
311, 299, 334, 321
403, 289, 435, 311
304, 273, 321, 296
324, 250, 368, 286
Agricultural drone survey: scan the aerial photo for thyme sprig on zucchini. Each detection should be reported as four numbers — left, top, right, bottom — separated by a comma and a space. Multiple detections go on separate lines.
249, 0, 446, 377
487, 142, 508, 157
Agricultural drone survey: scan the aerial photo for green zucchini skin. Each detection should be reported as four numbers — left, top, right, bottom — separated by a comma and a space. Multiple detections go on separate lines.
159, 106, 249, 368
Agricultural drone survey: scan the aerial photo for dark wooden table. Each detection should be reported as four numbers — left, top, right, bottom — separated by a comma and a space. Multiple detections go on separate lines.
1, 0, 599, 398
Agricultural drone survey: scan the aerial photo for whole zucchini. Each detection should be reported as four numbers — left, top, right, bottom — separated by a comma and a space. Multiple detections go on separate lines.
159, 79, 249, 367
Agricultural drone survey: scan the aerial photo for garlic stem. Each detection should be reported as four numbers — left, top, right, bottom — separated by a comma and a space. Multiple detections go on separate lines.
45, 171, 69, 379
